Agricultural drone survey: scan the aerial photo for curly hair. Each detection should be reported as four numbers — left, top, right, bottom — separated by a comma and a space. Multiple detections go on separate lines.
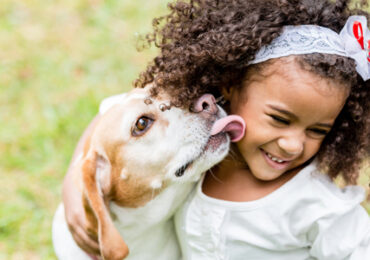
134, 0, 370, 184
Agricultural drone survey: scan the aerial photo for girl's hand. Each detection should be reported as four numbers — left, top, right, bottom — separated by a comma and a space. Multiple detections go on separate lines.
63, 171, 100, 255
62, 115, 101, 255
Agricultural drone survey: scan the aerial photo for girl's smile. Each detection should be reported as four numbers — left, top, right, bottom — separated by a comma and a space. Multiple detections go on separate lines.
260, 148, 293, 170
228, 57, 349, 183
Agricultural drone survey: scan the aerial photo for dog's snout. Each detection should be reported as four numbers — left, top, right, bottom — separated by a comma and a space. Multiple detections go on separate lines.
192, 94, 218, 115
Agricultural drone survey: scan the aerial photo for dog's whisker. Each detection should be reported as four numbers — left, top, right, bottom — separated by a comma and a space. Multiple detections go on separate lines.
208, 168, 223, 184
215, 95, 224, 103
222, 149, 246, 168
215, 95, 227, 105
229, 150, 239, 161
225, 153, 237, 162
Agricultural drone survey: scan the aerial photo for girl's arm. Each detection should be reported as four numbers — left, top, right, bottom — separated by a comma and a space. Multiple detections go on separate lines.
62, 115, 101, 255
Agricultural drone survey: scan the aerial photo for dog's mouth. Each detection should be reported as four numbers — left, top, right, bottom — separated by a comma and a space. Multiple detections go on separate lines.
175, 115, 245, 177
175, 160, 194, 177
174, 135, 220, 178
174, 115, 245, 178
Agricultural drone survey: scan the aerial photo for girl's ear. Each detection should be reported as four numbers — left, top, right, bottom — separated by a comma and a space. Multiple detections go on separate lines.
221, 87, 235, 101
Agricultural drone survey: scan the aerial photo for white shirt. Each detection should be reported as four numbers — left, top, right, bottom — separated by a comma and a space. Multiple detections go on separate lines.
174, 163, 370, 260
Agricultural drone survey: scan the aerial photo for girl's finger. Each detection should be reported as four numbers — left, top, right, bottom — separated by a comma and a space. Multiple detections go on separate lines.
72, 226, 101, 255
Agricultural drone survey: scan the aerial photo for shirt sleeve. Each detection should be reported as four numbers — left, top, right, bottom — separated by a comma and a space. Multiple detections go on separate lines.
308, 191, 370, 260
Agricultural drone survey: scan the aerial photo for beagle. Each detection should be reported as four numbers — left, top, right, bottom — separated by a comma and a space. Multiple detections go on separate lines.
52, 86, 245, 260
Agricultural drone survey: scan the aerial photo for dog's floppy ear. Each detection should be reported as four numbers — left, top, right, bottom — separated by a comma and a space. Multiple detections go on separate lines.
82, 150, 129, 260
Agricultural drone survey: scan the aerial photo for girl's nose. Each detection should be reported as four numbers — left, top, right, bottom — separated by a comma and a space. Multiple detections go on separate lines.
191, 94, 218, 115
277, 133, 304, 157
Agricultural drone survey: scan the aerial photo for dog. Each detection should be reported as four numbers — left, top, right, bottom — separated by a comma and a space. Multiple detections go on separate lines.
52, 86, 245, 260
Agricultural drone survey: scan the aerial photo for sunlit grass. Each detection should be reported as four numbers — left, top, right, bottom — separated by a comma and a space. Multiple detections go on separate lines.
0, 0, 170, 258
0, 0, 369, 259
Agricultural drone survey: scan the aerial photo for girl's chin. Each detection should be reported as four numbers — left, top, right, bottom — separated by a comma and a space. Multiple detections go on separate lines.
251, 171, 284, 182
248, 159, 298, 182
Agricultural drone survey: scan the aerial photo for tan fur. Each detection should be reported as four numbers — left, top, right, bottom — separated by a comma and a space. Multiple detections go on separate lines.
111, 168, 167, 208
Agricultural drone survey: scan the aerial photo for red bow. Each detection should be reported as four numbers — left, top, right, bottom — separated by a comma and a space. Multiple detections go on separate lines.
353, 21, 370, 62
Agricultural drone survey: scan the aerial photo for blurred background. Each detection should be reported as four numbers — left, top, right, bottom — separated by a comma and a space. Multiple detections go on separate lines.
0, 0, 369, 259
0, 0, 170, 259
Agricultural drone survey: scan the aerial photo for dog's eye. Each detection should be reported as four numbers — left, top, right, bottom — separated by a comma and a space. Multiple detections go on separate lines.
132, 116, 154, 136
136, 118, 149, 130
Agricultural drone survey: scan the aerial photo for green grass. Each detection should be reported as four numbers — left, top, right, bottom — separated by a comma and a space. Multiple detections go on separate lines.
0, 1, 369, 259
0, 0, 170, 258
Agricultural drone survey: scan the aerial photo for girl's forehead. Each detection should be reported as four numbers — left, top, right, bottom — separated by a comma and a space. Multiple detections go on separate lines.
245, 57, 349, 96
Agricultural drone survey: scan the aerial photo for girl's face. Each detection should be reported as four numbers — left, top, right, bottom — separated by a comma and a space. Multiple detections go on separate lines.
229, 58, 348, 181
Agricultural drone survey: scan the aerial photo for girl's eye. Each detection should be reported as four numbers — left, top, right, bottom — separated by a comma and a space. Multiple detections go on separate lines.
270, 115, 290, 125
308, 128, 329, 136
132, 116, 154, 136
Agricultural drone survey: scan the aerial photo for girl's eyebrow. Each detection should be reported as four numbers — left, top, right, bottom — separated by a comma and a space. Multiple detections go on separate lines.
267, 104, 333, 128
315, 122, 333, 129
267, 104, 298, 120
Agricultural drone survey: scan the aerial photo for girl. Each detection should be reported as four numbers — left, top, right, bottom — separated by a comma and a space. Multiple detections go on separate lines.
63, 0, 370, 259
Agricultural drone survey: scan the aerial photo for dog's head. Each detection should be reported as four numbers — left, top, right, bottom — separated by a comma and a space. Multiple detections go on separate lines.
81, 85, 245, 259
90, 87, 244, 188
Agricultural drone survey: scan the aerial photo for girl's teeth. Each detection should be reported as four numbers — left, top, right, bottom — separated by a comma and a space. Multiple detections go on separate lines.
266, 152, 285, 163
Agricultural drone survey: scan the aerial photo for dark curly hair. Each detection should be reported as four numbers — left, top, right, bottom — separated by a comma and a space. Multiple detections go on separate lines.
134, 0, 370, 184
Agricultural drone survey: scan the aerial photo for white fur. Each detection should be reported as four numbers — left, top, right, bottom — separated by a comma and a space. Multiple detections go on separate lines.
120, 168, 128, 180
150, 179, 162, 189
72, 153, 83, 167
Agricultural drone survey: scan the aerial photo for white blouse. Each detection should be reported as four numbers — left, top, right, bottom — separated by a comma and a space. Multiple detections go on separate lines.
174, 163, 370, 260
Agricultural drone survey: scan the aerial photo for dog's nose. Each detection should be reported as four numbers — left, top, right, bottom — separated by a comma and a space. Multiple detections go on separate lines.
192, 94, 218, 115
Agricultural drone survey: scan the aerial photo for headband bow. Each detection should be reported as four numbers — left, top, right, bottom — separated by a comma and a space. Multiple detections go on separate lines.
340, 16, 370, 81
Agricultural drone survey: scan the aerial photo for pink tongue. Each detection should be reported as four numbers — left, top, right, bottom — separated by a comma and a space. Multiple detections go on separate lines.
210, 115, 246, 142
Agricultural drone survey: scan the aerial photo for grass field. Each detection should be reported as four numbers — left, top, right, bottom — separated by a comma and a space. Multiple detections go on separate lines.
0, 1, 369, 259
0, 0, 170, 259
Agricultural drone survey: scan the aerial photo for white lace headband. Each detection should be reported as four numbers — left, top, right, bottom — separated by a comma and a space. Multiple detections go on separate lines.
250, 15, 370, 81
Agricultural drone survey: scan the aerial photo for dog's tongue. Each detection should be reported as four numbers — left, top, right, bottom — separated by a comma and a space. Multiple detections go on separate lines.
211, 115, 245, 142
